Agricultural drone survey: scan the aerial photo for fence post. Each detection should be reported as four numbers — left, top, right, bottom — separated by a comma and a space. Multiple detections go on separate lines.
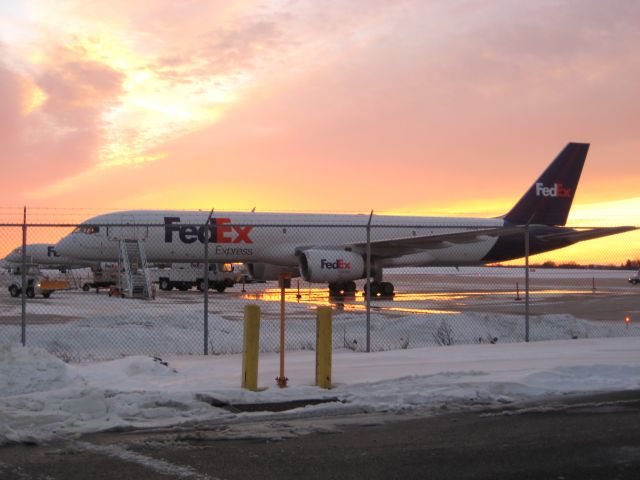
242, 304, 261, 391
525, 224, 530, 342
366, 211, 373, 353
21, 206, 27, 346
316, 306, 333, 389
203, 209, 214, 355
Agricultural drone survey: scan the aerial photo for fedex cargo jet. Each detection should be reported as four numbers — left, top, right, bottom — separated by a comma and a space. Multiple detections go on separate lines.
55, 143, 635, 296
3, 244, 99, 271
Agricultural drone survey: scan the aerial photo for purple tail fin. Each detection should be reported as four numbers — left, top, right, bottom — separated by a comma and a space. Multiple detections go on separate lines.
503, 143, 589, 226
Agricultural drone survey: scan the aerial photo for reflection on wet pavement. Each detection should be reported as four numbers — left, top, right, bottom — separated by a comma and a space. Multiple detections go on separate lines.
242, 287, 597, 315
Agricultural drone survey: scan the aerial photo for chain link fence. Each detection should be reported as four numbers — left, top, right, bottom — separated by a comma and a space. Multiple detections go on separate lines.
1, 220, 639, 362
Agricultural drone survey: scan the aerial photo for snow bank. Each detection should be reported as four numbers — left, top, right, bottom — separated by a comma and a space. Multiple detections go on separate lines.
0, 345, 76, 395
1, 337, 639, 446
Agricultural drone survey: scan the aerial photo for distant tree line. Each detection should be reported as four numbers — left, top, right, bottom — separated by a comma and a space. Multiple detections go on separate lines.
492, 258, 640, 270
500, 258, 640, 270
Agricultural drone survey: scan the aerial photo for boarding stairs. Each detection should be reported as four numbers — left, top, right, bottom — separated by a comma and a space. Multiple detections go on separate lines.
118, 239, 153, 299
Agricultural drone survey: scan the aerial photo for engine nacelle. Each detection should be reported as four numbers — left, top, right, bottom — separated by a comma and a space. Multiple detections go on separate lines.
246, 263, 299, 282
298, 250, 365, 283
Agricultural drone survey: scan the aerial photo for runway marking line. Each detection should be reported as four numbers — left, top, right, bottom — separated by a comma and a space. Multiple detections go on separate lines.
75, 441, 219, 480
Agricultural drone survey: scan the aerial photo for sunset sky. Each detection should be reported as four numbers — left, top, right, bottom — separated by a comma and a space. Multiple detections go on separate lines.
0, 0, 638, 264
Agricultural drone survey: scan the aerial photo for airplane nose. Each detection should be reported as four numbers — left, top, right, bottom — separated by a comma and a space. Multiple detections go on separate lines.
55, 235, 75, 258
4, 251, 19, 263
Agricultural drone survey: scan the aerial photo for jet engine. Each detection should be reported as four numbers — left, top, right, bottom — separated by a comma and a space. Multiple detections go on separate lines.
298, 250, 366, 283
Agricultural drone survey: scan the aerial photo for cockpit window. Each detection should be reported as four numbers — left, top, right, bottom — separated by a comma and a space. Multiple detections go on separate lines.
73, 225, 100, 234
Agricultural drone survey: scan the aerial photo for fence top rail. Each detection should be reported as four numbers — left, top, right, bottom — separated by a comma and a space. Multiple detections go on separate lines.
0, 222, 636, 231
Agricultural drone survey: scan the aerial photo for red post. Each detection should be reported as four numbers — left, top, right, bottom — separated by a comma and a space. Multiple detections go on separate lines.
276, 272, 291, 388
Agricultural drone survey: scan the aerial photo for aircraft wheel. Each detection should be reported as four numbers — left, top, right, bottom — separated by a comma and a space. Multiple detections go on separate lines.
329, 281, 357, 297
363, 282, 381, 297
9, 285, 20, 297
344, 281, 357, 293
380, 282, 395, 296
329, 282, 348, 296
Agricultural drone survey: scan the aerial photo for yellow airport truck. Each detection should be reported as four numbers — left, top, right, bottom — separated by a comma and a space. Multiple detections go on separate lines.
7, 266, 70, 298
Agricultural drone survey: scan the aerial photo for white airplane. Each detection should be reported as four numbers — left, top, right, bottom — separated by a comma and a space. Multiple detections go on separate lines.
3, 244, 100, 271
55, 143, 636, 296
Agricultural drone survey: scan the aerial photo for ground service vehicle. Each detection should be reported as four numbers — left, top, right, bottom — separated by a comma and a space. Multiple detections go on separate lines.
157, 263, 237, 292
629, 270, 640, 285
7, 266, 70, 298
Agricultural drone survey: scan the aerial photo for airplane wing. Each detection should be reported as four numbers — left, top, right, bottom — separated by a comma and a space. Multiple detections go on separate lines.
349, 225, 637, 258
352, 226, 527, 257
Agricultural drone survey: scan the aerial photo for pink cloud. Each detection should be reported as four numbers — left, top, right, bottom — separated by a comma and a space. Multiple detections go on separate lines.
0, 44, 124, 200
1, 0, 638, 215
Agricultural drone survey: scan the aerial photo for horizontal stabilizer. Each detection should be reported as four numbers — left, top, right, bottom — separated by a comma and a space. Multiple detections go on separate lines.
537, 226, 637, 243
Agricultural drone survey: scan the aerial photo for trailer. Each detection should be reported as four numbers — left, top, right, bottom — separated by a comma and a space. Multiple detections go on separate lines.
81, 264, 120, 292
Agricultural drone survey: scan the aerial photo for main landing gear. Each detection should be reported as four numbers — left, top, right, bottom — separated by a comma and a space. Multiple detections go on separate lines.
327, 280, 395, 299
363, 281, 394, 298
328, 281, 357, 297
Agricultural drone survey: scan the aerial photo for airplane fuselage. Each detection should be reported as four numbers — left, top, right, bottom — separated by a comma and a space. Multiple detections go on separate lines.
55, 211, 513, 267
3, 243, 99, 270
53, 144, 636, 290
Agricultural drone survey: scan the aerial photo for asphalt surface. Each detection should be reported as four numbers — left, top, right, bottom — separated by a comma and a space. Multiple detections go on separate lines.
1, 390, 639, 479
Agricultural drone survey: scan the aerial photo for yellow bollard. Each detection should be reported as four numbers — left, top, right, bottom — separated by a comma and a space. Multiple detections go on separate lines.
242, 304, 261, 391
316, 306, 333, 389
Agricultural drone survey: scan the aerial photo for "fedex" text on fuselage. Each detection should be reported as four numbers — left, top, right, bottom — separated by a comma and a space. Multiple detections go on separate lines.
164, 217, 253, 244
